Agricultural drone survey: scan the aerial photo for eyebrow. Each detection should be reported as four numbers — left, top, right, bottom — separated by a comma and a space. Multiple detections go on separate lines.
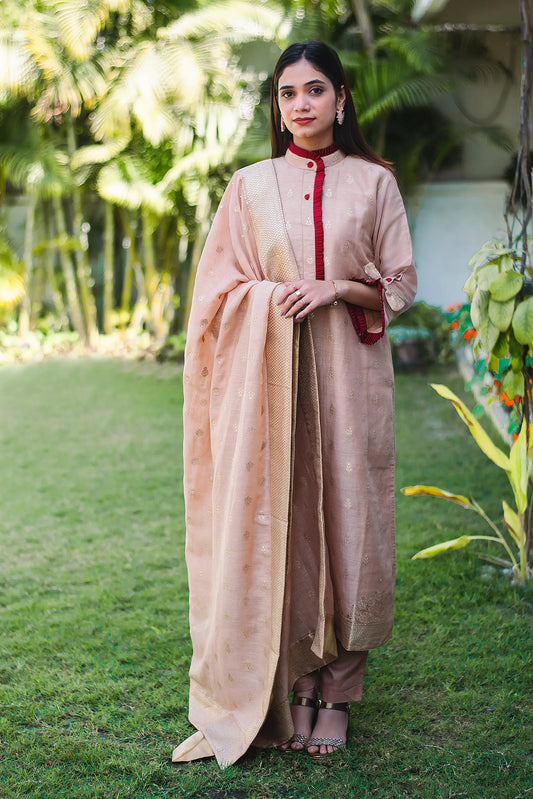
279, 79, 327, 90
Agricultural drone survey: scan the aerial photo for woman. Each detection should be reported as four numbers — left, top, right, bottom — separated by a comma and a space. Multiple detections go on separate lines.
172, 40, 417, 768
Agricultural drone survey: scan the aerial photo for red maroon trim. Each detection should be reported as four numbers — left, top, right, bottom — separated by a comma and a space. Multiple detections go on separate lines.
288, 141, 338, 159
346, 279, 385, 344
287, 142, 338, 283
313, 158, 326, 280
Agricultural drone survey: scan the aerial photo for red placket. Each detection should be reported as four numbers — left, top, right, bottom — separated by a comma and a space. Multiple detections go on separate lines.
288, 141, 338, 281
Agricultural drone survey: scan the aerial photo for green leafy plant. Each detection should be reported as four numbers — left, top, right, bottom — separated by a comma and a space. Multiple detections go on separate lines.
463, 238, 533, 405
402, 383, 532, 584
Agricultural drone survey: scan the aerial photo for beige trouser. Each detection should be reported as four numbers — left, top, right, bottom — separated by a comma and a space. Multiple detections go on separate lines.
292, 643, 368, 703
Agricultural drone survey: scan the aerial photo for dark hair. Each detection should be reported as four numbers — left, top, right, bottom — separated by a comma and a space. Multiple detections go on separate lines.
270, 40, 393, 172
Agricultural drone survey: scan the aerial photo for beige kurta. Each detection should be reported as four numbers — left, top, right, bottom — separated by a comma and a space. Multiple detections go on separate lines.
173, 148, 417, 767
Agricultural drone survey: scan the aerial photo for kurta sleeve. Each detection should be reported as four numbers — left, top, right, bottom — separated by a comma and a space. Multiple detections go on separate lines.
347, 169, 417, 343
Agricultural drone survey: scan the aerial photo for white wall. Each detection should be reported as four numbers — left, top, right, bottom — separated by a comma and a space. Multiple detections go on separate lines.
407, 180, 510, 308
432, 0, 530, 182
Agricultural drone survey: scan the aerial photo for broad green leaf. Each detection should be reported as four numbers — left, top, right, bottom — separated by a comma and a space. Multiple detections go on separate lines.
488, 354, 499, 372
499, 253, 515, 272
431, 384, 511, 470
470, 287, 489, 328
477, 313, 500, 353
412, 536, 472, 559
492, 332, 509, 359
502, 370, 524, 399
467, 240, 510, 271
489, 270, 523, 301
476, 263, 500, 291
462, 272, 477, 296
488, 297, 515, 331
401, 485, 472, 509
509, 333, 524, 358
512, 297, 533, 345
502, 500, 523, 546
509, 419, 528, 513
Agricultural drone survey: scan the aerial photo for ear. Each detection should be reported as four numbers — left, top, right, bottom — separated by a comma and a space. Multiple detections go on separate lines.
337, 84, 346, 108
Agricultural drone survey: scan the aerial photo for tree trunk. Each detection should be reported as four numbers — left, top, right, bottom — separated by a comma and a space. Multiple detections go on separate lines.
351, 0, 375, 56
141, 206, 166, 340
43, 201, 68, 328
119, 208, 137, 317
52, 195, 86, 341
103, 201, 115, 334
18, 193, 36, 337
66, 119, 99, 347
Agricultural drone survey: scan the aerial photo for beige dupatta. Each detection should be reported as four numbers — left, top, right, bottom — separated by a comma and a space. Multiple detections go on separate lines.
174, 160, 311, 767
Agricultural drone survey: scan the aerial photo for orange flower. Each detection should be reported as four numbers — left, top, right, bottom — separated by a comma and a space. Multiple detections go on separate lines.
499, 392, 514, 407
450, 321, 459, 330
463, 329, 477, 340
514, 432, 519, 442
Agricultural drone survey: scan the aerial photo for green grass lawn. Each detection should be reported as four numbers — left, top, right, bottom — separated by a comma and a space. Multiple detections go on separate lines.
0, 359, 531, 799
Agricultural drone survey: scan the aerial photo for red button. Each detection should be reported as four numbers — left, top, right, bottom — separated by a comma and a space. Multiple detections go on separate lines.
304, 194, 310, 200
307, 161, 313, 168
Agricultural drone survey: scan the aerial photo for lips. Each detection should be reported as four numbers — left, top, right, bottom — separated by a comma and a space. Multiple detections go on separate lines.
293, 118, 314, 125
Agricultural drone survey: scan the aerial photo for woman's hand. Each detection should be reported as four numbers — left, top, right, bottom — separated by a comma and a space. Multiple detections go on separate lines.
277, 280, 336, 322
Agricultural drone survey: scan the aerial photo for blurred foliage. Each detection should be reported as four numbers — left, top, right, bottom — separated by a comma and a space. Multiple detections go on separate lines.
0, 0, 511, 348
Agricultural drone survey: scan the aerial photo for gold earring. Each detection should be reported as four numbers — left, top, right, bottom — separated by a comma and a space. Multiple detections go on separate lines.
281, 117, 286, 132
336, 106, 344, 125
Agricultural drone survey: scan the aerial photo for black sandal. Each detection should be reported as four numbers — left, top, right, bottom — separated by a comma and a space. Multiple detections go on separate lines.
278, 695, 319, 753
307, 700, 349, 759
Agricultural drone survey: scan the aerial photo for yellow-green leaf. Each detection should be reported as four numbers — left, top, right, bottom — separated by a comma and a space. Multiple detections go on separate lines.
412, 536, 472, 559
489, 269, 523, 301
463, 272, 476, 297
502, 500, 523, 546
401, 485, 472, 509
488, 297, 515, 331
478, 314, 500, 352
470, 287, 489, 328
476, 263, 500, 291
512, 297, 533, 345
431, 384, 511, 471
509, 419, 528, 513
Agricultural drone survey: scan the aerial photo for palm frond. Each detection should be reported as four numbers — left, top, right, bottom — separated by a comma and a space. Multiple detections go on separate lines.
0, 140, 70, 196
31, 55, 109, 119
0, 31, 40, 96
48, 0, 134, 61
354, 60, 454, 124
159, 0, 287, 45
376, 31, 445, 73
97, 157, 173, 214
71, 136, 130, 170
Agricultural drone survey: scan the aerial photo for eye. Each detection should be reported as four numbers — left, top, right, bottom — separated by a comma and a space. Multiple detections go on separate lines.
280, 90, 294, 99
310, 86, 324, 95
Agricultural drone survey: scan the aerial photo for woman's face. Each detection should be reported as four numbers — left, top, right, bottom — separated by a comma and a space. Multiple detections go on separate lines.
277, 57, 345, 151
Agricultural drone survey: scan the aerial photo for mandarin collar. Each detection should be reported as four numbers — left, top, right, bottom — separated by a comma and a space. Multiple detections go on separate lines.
284, 142, 346, 171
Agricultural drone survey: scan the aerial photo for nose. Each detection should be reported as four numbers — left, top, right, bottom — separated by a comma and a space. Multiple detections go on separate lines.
294, 92, 310, 112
